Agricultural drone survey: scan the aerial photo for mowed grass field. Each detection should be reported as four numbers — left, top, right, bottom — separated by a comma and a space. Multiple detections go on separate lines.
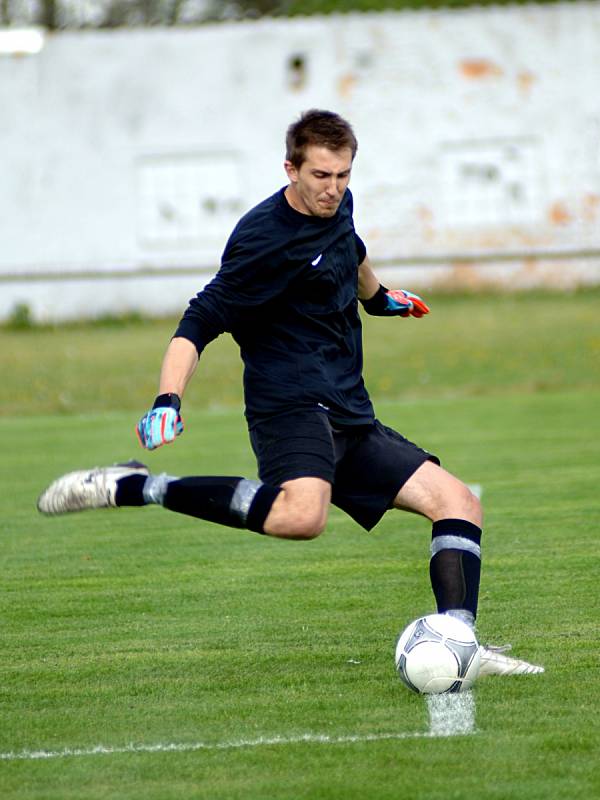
1, 290, 599, 799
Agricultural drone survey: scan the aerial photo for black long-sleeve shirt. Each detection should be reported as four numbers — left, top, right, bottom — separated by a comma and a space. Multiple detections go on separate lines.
175, 187, 375, 428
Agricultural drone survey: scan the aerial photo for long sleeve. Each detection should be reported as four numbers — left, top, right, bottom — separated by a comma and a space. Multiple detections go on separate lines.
174, 214, 301, 354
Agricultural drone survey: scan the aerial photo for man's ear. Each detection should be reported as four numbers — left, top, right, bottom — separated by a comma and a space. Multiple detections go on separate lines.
284, 160, 298, 183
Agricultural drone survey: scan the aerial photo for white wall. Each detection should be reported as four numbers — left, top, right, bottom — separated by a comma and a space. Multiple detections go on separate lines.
1, 4, 599, 321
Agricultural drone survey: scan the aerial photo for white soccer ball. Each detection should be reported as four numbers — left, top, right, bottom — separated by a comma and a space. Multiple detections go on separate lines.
395, 613, 481, 694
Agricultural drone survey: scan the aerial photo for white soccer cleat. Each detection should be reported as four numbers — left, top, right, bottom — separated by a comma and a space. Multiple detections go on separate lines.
478, 644, 545, 677
37, 461, 149, 515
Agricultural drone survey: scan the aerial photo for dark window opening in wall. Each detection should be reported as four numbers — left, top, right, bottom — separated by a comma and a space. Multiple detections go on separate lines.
287, 53, 307, 91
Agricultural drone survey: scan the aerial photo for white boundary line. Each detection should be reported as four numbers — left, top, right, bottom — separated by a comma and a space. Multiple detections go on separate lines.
1, 688, 477, 762
0, 727, 475, 762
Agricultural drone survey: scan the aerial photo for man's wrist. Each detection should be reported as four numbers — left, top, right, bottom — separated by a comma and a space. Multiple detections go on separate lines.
152, 393, 181, 411
359, 284, 389, 314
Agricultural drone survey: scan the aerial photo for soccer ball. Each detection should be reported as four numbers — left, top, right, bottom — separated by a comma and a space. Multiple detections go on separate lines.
395, 613, 481, 694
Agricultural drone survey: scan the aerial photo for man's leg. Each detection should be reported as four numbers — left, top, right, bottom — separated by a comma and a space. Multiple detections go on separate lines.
142, 472, 330, 539
394, 460, 543, 675
38, 463, 331, 541
393, 459, 482, 625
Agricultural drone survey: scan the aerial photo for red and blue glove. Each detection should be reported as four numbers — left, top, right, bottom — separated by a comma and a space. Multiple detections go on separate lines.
360, 285, 430, 318
136, 393, 184, 450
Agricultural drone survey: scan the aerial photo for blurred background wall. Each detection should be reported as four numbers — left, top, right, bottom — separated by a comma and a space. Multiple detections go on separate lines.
1, 2, 599, 321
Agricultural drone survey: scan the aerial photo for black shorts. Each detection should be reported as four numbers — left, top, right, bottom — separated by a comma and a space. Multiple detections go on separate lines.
249, 411, 439, 531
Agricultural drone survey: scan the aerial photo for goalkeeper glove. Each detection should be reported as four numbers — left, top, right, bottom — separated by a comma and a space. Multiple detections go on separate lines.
136, 393, 184, 450
360, 285, 430, 318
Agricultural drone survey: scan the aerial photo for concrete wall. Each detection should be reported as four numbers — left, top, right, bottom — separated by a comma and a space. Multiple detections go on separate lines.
1, 4, 599, 321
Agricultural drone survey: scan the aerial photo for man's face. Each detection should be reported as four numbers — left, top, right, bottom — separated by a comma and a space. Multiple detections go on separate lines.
284, 145, 353, 218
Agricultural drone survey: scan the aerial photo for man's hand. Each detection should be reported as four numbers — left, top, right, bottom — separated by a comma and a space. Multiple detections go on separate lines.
386, 289, 430, 318
136, 394, 184, 451
360, 285, 430, 318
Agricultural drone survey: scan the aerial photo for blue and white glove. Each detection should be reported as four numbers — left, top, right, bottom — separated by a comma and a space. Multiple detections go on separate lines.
136, 393, 184, 450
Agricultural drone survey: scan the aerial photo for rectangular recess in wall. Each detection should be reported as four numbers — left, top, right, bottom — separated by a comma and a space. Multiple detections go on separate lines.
136, 153, 243, 249
440, 138, 542, 228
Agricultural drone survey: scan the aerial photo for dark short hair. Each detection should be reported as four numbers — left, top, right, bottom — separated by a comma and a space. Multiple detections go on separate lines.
285, 109, 358, 168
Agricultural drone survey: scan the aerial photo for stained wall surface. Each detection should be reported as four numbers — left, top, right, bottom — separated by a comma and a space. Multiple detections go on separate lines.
1, 4, 599, 320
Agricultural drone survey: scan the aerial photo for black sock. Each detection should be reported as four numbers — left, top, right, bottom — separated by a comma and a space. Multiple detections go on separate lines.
429, 518, 482, 620
117, 473, 281, 534
164, 476, 245, 525
114, 474, 147, 506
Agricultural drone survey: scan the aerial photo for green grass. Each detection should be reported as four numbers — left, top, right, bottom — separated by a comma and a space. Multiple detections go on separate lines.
1, 291, 599, 798
1, 289, 599, 416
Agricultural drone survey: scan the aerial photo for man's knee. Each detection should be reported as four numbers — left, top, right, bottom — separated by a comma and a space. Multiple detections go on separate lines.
394, 462, 483, 526
266, 505, 327, 540
439, 481, 482, 527
262, 477, 331, 540
287, 509, 328, 540
459, 482, 482, 520
427, 478, 482, 525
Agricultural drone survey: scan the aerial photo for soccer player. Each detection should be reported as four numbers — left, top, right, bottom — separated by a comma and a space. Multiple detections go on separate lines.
38, 110, 543, 677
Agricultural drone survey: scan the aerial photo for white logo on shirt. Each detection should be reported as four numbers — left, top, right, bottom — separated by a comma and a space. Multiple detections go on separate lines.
311, 254, 323, 266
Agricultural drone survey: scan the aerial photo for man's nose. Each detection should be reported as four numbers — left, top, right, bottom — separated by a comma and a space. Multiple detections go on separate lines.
326, 176, 340, 196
